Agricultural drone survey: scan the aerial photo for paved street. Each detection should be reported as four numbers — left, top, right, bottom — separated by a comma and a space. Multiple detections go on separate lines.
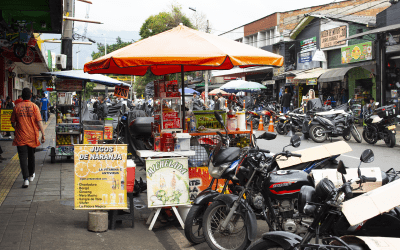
0, 120, 399, 250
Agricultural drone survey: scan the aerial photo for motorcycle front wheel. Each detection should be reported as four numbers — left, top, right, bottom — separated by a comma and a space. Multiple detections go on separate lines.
362, 129, 377, 144
385, 132, 396, 148
351, 125, 362, 143
309, 124, 327, 143
276, 122, 287, 135
184, 204, 206, 244
203, 201, 250, 250
247, 239, 284, 250
343, 133, 351, 141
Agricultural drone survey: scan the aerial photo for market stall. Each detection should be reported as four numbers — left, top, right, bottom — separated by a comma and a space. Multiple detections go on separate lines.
84, 24, 283, 230
41, 70, 130, 163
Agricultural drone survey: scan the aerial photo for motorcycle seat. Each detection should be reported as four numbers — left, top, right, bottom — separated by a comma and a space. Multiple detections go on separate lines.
213, 147, 241, 165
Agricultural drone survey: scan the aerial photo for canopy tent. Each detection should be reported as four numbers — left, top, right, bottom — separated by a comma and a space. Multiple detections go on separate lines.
42, 70, 130, 87
208, 88, 230, 96
220, 79, 266, 93
84, 24, 283, 130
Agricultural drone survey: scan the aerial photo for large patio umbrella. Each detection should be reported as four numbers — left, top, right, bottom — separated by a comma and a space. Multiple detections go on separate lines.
179, 87, 199, 95
208, 88, 230, 96
84, 24, 283, 130
221, 79, 267, 93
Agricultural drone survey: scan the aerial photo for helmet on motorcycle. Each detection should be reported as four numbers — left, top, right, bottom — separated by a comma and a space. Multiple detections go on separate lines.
315, 178, 335, 200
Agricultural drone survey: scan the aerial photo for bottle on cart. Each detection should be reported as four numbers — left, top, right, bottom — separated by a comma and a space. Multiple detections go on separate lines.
190, 115, 197, 132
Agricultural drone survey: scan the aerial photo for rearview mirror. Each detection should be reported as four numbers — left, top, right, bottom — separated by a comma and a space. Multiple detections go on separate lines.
257, 132, 277, 140
337, 160, 347, 175
214, 111, 224, 126
360, 149, 374, 163
290, 135, 301, 148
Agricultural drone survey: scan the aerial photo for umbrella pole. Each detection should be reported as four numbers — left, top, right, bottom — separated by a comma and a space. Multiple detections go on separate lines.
181, 65, 186, 131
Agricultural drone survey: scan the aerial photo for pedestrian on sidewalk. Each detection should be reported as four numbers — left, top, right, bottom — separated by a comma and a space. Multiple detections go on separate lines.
40, 93, 49, 125
281, 88, 291, 113
14, 95, 23, 105
11, 88, 45, 188
96, 95, 108, 120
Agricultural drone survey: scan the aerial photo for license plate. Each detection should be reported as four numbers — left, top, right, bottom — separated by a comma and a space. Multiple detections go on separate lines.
388, 125, 396, 130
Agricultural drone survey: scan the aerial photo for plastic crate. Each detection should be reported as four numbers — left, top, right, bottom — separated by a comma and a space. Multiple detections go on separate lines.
193, 110, 226, 129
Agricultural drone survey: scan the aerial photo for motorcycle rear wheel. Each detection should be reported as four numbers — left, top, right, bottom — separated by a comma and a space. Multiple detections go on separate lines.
276, 122, 287, 135
309, 125, 327, 143
385, 133, 396, 148
184, 205, 206, 244
362, 129, 377, 144
247, 239, 283, 250
351, 125, 362, 143
343, 133, 351, 141
203, 201, 250, 250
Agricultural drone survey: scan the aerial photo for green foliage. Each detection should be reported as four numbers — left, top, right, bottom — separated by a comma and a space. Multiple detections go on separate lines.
84, 82, 97, 99
91, 36, 134, 60
139, 5, 194, 40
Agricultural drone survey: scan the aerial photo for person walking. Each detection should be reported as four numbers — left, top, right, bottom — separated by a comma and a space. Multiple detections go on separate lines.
96, 95, 108, 120
213, 95, 221, 110
14, 95, 23, 105
11, 88, 45, 188
281, 88, 291, 113
40, 93, 49, 124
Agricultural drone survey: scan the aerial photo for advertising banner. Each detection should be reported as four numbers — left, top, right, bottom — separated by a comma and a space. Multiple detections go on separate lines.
300, 37, 317, 52
320, 26, 347, 49
341, 41, 373, 64
0, 109, 14, 132
114, 85, 130, 99
83, 130, 104, 144
74, 144, 128, 209
146, 157, 190, 208
55, 79, 84, 91
189, 167, 226, 201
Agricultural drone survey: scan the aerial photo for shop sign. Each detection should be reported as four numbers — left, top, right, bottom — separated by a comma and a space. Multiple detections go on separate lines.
146, 157, 190, 208
300, 37, 317, 52
74, 145, 128, 210
307, 78, 317, 85
320, 26, 347, 49
262, 80, 275, 85
286, 77, 295, 84
114, 85, 130, 99
55, 79, 84, 91
83, 130, 104, 144
341, 41, 373, 64
224, 77, 238, 80
299, 51, 313, 63
0, 109, 14, 132
273, 66, 285, 76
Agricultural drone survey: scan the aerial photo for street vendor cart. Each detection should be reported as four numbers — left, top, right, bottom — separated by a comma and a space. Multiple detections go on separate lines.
41, 70, 130, 163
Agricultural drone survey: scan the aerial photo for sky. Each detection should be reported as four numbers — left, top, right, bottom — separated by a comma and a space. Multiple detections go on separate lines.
40, 0, 340, 69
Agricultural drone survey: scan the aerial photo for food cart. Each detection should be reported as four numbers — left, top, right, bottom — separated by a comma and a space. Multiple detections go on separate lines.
83, 24, 283, 230
41, 70, 130, 163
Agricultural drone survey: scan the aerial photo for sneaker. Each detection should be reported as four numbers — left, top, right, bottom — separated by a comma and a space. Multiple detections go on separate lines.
22, 179, 29, 188
29, 173, 35, 182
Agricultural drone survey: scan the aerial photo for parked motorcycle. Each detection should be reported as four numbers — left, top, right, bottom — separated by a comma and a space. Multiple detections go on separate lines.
275, 108, 304, 135
184, 111, 275, 244
202, 136, 315, 250
362, 103, 397, 147
308, 108, 362, 143
248, 149, 400, 250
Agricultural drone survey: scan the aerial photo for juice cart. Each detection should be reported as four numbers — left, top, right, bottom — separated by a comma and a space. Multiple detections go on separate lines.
41, 70, 131, 163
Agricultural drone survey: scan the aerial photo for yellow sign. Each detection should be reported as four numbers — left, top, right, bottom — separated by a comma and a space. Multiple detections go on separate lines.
1, 109, 15, 132
351, 46, 361, 60
83, 130, 104, 144
74, 144, 128, 210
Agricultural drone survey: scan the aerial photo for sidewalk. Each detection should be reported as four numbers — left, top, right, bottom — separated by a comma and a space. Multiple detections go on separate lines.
0, 118, 168, 250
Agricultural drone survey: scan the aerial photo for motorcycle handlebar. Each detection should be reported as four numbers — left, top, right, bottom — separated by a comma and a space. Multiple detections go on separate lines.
217, 131, 224, 139
259, 149, 271, 154
290, 153, 302, 158
344, 183, 353, 198
362, 176, 377, 183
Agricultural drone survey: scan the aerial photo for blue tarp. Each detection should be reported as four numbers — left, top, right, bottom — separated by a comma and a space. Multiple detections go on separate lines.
42, 70, 130, 87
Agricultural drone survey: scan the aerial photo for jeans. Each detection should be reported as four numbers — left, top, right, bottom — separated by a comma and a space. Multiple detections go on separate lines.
17, 145, 36, 180
41, 110, 48, 122
283, 107, 290, 113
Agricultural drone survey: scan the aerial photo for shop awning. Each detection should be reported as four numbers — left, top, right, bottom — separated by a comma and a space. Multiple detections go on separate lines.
318, 66, 355, 82
340, 23, 400, 41
272, 69, 307, 80
294, 68, 331, 80
42, 70, 130, 87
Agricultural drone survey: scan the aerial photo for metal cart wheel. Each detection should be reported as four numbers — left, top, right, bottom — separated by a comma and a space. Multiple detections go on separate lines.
51, 147, 56, 163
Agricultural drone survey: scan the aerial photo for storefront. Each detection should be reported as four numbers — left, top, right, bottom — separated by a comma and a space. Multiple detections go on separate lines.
294, 68, 330, 107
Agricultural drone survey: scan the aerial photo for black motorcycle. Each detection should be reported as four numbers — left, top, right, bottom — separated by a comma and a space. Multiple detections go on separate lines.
248, 149, 400, 250
362, 104, 397, 147
308, 109, 362, 143
184, 112, 274, 244
275, 108, 304, 135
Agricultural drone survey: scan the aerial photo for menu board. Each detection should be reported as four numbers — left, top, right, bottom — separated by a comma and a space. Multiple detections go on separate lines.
74, 145, 128, 209
0, 109, 14, 132
55, 79, 84, 91
146, 157, 190, 208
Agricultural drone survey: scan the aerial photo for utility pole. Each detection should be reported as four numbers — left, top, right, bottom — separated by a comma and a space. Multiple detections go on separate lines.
205, 19, 210, 105
76, 47, 80, 69
61, 0, 73, 70
104, 36, 108, 96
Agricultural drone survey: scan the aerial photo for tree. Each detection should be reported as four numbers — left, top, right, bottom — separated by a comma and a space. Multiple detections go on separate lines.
91, 37, 133, 60
139, 5, 194, 40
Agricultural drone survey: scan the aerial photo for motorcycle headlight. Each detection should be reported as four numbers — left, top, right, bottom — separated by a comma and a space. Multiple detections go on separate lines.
209, 162, 230, 179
